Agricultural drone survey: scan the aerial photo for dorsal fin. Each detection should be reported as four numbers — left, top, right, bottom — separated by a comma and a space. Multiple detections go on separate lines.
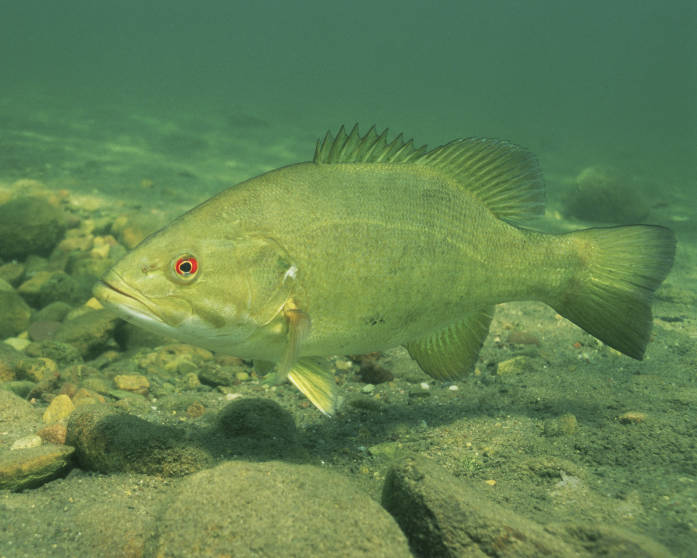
314, 124, 428, 164
314, 125, 545, 222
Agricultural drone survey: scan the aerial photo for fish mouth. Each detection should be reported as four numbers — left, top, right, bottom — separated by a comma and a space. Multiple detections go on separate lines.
93, 271, 165, 324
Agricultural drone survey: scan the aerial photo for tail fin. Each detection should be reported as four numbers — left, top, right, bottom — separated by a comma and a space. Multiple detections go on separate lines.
552, 225, 675, 359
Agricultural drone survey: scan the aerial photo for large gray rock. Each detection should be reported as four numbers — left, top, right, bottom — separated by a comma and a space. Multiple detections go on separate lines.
66, 404, 212, 477
0, 196, 67, 259
150, 461, 412, 557
382, 456, 579, 557
382, 456, 674, 558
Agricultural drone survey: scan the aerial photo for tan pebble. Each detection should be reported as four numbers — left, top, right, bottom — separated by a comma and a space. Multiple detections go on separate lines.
618, 411, 647, 424
42, 394, 75, 424
37, 423, 67, 445
85, 297, 103, 310
11, 435, 43, 450
496, 356, 534, 375
114, 374, 150, 394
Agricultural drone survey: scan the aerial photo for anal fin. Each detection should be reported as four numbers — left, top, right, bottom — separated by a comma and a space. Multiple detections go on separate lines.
288, 358, 339, 416
405, 308, 494, 380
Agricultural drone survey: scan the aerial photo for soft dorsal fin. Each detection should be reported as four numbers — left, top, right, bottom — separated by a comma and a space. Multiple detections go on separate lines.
314, 124, 545, 223
415, 138, 545, 222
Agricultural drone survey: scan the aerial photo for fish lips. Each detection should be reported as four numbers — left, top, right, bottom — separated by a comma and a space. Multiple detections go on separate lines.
94, 272, 191, 328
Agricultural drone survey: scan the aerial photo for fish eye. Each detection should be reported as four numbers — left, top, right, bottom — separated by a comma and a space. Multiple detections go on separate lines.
172, 255, 199, 281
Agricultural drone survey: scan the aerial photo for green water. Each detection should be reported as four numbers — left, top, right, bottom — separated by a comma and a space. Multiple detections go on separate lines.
1, 1, 695, 556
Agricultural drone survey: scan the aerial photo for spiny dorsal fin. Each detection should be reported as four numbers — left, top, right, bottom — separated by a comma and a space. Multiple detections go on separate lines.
314, 125, 545, 223
314, 124, 427, 164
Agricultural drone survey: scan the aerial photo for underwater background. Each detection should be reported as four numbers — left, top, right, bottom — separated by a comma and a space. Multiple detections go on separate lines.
0, 1, 695, 557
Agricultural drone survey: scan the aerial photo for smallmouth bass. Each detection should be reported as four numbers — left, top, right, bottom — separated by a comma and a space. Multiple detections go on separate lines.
94, 125, 675, 415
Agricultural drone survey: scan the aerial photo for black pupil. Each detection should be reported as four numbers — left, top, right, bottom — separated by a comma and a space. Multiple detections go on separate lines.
179, 260, 192, 273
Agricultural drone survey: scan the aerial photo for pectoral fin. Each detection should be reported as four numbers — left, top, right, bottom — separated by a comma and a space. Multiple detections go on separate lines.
288, 358, 339, 416
277, 305, 311, 376
405, 308, 494, 380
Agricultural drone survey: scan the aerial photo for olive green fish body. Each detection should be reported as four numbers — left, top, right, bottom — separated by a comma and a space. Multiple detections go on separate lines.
95, 125, 675, 415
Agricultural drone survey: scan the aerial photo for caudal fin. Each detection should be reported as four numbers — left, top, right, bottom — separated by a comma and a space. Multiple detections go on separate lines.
552, 225, 675, 359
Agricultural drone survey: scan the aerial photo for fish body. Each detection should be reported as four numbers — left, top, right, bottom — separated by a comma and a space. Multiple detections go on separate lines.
94, 125, 675, 414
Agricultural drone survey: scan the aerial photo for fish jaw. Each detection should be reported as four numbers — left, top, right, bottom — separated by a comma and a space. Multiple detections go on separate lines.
93, 270, 187, 337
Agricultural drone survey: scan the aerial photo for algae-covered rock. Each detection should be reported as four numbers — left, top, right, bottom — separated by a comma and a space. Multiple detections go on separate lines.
151, 461, 412, 557
382, 455, 579, 557
18, 270, 91, 307
0, 443, 75, 491
53, 309, 119, 358
66, 404, 212, 476
0, 196, 67, 259
217, 397, 299, 459
0, 289, 31, 338
24, 339, 83, 365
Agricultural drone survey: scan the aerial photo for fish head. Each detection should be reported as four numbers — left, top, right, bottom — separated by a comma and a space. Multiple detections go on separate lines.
93, 225, 297, 352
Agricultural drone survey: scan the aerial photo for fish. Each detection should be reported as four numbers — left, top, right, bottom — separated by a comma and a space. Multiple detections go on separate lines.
93, 124, 676, 415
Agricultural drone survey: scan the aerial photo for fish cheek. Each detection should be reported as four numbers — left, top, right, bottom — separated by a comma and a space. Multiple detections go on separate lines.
240, 241, 297, 325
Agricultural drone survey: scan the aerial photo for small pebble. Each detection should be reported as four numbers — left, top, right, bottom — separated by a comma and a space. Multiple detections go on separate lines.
618, 411, 647, 424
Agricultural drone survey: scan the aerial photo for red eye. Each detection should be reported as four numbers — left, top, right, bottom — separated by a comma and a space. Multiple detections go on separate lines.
174, 256, 198, 277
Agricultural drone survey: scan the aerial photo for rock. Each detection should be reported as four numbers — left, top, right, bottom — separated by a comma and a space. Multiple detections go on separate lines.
33, 301, 72, 322
27, 320, 62, 341
152, 461, 412, 557
546, 523, 675, 558
562, 166, 650, 224
0, 196, 67, 259
66, 404, 212, 476
0, 260, 25, 286
18, 270, 89, 307
496, 355, 538, 375
0, 474, 168, 557
218, 397, 296, 442
110, 213, 166, 250
2, 336, 31, 352
10, 434, 43, 450
24, 339, 83, 365
72, 387, 106, 407
358, 362, 394, 384
0, 444, 74, 491
113, 374, 150, 394
0, 342, 25, 381
37, 423, 68, 445
16, 357, 59, 383
53, 309, 119, 358
42, 394, 76, 424
382, 455, 579, 557
197, 364, 243, 387
0, 289, 31, 338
